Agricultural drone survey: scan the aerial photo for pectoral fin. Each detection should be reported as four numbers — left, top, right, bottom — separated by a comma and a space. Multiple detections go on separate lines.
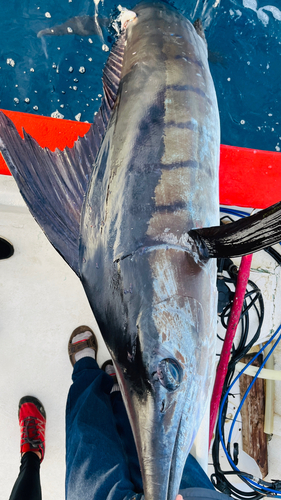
189, 202, 281, 258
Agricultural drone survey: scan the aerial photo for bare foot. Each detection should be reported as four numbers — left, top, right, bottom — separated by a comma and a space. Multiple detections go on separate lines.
176, 496, 183, 500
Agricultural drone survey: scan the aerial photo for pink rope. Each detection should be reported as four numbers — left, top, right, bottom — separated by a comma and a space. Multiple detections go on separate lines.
209, 253, 253, 448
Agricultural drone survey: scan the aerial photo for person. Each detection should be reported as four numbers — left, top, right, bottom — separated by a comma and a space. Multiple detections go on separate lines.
9, 325, 230, 500
9, 395, 45, 500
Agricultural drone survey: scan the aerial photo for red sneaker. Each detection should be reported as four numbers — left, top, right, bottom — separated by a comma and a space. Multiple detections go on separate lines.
18, 396, 46, 463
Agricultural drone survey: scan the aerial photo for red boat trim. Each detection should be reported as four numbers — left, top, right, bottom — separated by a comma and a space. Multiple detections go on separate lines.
0, 110, 281, 209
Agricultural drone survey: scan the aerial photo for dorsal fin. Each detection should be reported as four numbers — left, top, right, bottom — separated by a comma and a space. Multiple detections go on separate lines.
0, 33, 126, 276
193, 19, 207, 45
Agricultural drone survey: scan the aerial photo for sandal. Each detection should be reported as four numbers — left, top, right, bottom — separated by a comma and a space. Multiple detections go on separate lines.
101, 359, 117, 384
68, 325, 98, 366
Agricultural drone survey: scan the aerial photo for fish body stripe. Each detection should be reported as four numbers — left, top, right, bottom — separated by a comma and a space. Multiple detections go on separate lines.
149, 28, 218, 234
166, 84, 212, 104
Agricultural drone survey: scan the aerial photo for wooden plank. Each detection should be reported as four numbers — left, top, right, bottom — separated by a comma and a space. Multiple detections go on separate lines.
239, 354, 268, 478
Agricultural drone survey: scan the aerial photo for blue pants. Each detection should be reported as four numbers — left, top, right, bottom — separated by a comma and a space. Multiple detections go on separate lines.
65, 357, 214, 500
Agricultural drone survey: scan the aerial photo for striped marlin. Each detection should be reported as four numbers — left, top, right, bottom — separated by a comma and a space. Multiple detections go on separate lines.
1, 2, 281, 499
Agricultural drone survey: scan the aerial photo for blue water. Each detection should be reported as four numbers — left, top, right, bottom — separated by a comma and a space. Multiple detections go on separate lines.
0, 0, 281, 152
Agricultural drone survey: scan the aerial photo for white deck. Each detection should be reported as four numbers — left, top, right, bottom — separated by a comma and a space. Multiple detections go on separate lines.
0, 175, 112, 498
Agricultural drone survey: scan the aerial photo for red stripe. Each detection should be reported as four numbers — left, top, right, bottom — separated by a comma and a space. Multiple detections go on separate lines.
1, 109, 281, 209
219, 144, 281, 209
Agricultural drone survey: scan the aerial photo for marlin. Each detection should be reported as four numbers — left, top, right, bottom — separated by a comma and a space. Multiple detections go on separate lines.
1, 3, 281, 499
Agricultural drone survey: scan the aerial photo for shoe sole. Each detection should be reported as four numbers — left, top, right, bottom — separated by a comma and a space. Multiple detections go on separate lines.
18, 395, 46, 419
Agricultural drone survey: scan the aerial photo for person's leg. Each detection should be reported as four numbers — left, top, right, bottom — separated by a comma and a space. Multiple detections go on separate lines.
180, 453, 215, 490
9, 452, 42, 500
9, 396, 46, 500
110, 391, 143, 493
101, 361, 212, 494
102, 360, 142, 492
65, 353, 142, 500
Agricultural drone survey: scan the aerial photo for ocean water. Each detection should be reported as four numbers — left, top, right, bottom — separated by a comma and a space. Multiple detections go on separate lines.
0, 0, 281, 152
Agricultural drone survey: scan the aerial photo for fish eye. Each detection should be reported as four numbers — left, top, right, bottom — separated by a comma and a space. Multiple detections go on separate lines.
157, 358, 182, 392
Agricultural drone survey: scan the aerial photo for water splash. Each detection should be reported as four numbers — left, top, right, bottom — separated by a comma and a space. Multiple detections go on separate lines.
93, 0, 105, 47
192, 0, 221, 28
40, 36, 48, 59
243, 0, 281, 26
112, 5, 137, 36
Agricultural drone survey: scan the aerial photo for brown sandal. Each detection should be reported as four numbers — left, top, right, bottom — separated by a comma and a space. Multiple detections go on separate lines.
68, 325, 98, 366
101, 360, 118, 384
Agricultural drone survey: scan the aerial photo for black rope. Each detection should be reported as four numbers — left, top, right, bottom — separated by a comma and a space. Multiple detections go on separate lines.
211, 238, 281, 499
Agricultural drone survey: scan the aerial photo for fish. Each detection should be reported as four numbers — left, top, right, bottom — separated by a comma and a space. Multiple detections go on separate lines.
1, 2, 281, 499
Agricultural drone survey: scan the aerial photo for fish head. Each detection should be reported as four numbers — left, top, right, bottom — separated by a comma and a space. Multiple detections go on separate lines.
103, 248, 217, 500
81, 225, 217, 500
